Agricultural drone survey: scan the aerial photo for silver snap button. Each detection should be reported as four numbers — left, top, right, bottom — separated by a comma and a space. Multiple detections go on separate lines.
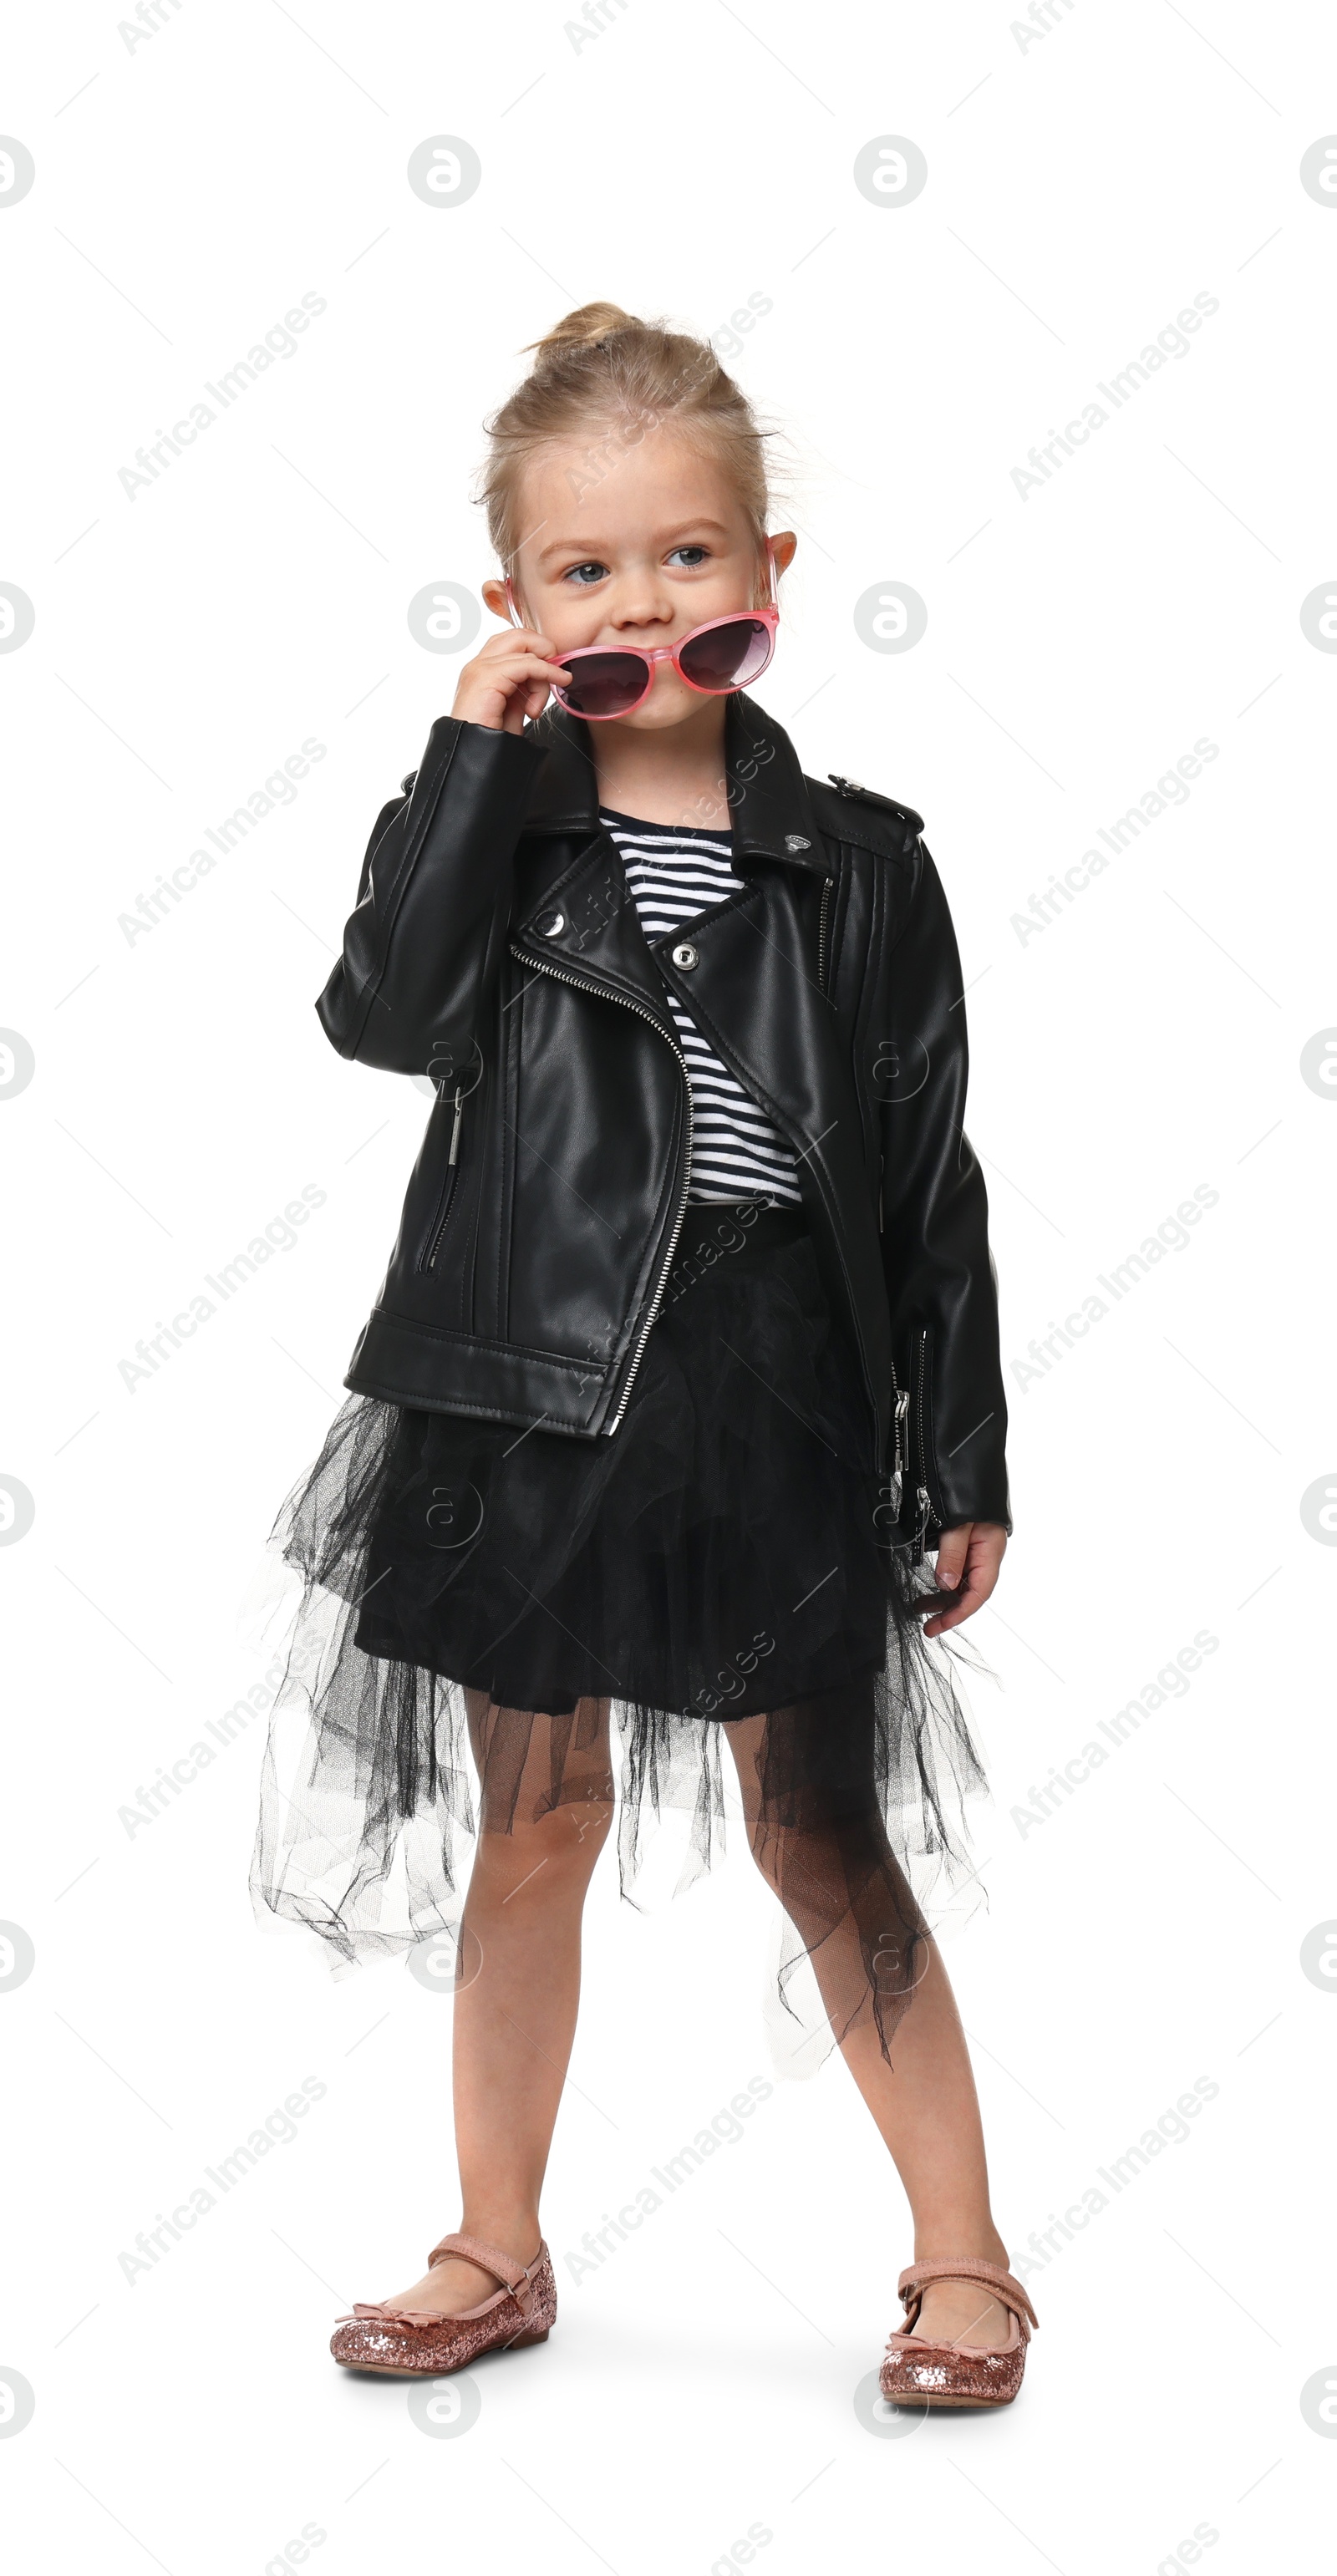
670, 941, 699, 970
536, 908, 565, 937
785, 834, 811, 852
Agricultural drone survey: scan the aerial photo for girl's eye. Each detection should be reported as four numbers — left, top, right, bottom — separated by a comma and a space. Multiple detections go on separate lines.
667, 545, 709, 568
562, 561, 607, 587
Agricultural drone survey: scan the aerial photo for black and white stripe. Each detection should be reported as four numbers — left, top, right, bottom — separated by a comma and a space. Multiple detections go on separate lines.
600, 809, 802, 1207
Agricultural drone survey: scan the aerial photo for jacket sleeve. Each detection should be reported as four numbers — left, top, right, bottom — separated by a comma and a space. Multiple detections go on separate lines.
316, 715, 543, 1075
875, 838, 1012, 1534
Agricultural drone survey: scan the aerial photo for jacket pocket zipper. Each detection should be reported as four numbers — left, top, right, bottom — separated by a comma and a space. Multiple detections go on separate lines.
817, 873, 834, 993
913, 1324, 939, 1549
419, 1082, 465, 1272
875, 1157, 906, 1513
886, 1386, 910, 1518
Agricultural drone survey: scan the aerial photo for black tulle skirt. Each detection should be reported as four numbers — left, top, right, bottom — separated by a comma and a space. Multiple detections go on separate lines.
246, 1198, 994, 2065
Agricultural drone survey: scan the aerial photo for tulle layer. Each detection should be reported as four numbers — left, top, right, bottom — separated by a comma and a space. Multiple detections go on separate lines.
245, 1202, 994, 2069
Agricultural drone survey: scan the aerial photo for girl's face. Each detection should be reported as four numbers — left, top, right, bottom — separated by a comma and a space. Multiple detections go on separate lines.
483, 426, 794, 733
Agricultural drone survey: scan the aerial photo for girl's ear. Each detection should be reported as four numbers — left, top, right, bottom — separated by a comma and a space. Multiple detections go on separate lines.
770, 531, 798, 579
481, 577, 511, 622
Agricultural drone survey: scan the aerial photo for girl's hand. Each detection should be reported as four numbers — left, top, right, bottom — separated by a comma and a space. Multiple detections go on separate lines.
450, 627, 572, 736
920, 1521, 1007, 1639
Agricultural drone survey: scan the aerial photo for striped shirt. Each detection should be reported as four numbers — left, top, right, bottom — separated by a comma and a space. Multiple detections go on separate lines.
600, 809, 803, 1207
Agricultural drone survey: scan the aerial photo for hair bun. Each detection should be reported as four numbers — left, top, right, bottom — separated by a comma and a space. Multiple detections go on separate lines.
481, 304, 775, 583
525, 302, 639, 360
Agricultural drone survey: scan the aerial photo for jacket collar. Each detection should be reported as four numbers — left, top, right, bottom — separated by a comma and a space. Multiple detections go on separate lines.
518, 693, 828, 876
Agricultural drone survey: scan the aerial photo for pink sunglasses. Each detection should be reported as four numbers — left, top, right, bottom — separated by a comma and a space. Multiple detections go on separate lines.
504, 539, 779, 721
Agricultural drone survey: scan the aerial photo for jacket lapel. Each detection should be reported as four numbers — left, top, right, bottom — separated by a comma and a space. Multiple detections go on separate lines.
510, 695, 832, 1040
516, 694, 827, 872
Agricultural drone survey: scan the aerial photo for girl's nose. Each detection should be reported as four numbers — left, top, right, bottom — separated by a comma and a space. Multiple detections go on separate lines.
607, 577, 674, 634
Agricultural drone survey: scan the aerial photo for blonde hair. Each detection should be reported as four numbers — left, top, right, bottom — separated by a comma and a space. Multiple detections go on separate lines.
479, 302, 774, 599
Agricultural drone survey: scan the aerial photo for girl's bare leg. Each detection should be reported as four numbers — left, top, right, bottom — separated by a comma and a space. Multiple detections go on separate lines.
724, 1710, 1013, 2349
384, 1690, 615, 2316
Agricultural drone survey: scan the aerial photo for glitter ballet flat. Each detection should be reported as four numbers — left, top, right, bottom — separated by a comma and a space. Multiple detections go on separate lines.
331, 2229, 557, 2378
879, 2258, 1038, 2410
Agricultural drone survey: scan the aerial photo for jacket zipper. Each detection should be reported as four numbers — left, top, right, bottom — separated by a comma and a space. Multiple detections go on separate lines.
419, 1081, 465, 1271
913, 1323, 939, 1550
817, 874, 834, 993
874, 1152, 905, 1501
508, 943, 694, 1435
886, 1386, 910, 1517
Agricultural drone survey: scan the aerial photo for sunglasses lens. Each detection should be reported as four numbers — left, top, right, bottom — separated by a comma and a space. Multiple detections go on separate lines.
556, 653, 649, 719
677, 616, 773, 694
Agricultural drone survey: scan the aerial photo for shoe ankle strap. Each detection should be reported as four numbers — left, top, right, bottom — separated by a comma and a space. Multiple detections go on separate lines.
428, 2232, 545, 2317
897, 2257, 1038, 2338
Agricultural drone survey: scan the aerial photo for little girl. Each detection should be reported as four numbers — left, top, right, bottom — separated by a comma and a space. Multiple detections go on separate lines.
250, 303, 1038, 2408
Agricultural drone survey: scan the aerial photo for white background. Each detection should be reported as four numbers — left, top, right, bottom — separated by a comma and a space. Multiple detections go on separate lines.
3, 3, 1334, 2569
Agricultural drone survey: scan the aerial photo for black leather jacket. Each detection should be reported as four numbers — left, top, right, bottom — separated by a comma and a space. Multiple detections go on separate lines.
317, 693, 1011, 1546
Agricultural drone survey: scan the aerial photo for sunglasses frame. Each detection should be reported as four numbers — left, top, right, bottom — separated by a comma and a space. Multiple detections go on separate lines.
503, 537, 780, 720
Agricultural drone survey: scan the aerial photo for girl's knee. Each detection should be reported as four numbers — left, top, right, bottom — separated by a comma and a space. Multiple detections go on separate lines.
474, 1791, 615, 1888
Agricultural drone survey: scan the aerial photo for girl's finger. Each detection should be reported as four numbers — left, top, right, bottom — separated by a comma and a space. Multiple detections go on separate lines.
933, 1527, 972, 1591
480, 627, 560, 659
923, 1581, 984, 1639
459, 660, 568, 724
494, 653, 572, 683
499, 675, 557, 731
923, 1557, 999, 1638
